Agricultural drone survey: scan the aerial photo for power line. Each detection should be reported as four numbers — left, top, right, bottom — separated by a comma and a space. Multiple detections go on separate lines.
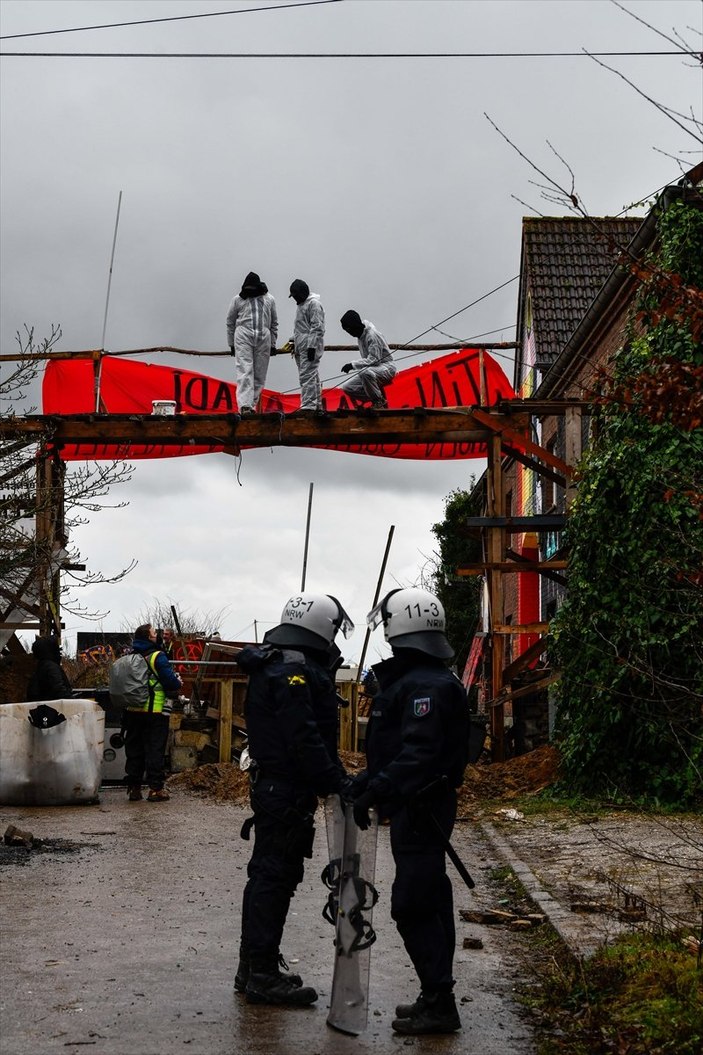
0, 50, 688, 59
0, 1, 342, 40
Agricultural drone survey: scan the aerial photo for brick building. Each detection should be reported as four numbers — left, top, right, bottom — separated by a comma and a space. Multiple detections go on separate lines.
472, 167, 702, 754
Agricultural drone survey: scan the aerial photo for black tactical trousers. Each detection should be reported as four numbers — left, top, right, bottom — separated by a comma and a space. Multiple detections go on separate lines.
389, 789, 457, 992
124, 711, 170, 790
240, 779, 316, 960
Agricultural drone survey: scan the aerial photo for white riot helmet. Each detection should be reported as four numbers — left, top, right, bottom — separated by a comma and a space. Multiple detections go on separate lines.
367, 587, 454, 660
265, 592, 354, 650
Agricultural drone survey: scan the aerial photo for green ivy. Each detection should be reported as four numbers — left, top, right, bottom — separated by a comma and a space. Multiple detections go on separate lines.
430, 484, 483, 684
552, 198, 703, 806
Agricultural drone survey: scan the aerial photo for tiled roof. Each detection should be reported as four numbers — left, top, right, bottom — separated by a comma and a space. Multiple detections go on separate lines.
521, 216, 642, 366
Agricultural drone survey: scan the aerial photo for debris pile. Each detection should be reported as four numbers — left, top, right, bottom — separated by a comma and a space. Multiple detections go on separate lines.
167, 762, 250, 802
458, 744, 560, 813
167, 744, 561, 808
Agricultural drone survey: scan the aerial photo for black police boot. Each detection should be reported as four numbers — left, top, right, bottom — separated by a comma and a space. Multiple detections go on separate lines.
246, 955, 317, 1006
394, 992, 426, 1019
391, 991, 461, 1034
234, 950, 303, 994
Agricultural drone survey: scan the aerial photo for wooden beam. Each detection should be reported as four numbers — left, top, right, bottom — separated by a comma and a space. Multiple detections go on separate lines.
502, 636, 551, 682
462, 515, 567, 532
493, 623, 550, 634
218, 680, 233, 763
498, 399, 591, 416
0, 408, 529, 449
487, 672, 561, 706
502, 445, 567, 488
0, 341, 520, 363
504, 546, 568, 587
472, 407, 573, 477
455, 560, 568, 575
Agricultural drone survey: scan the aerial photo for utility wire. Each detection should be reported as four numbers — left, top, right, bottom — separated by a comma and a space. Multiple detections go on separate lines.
0, 50, 688, 59
0, 1, 342, 40
309, 275, 520, 392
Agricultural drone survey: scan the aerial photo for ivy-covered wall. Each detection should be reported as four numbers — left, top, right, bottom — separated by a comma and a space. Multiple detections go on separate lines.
552, 197, 703, 805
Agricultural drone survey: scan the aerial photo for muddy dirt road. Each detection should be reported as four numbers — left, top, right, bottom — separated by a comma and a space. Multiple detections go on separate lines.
1, 789, 535, 1055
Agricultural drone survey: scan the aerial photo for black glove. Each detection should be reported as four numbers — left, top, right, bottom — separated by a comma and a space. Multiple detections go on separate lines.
352, 789, 376, 831
270, 346, 277, 356
307, 348, 316, 362
339, 775, 356, 805
229, 345, 235, 356
341, 363, 353, 374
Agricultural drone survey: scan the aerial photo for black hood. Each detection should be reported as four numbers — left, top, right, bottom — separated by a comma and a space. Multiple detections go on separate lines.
289, 279, 310, 304
340, 309, 364, 338
240, 271, 268, 298
31, 637, 62, 663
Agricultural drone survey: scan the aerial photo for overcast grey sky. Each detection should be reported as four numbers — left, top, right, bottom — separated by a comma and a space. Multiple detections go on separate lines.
1, 0, 701, 664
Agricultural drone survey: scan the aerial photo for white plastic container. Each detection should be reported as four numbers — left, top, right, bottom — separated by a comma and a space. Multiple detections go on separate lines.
151, 400, 177, 416
0, 699, 105, 805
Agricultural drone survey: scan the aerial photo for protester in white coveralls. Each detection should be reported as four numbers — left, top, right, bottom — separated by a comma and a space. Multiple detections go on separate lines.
339, 309, 396, 408
226, 272, 278, 414
289, 279, 326, 414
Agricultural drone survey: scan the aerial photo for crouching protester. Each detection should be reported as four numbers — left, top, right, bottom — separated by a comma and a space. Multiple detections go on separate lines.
351, 588, 470, 1035
235, 592, 354, 1007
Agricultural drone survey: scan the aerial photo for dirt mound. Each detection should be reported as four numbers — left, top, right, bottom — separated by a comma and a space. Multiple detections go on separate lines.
458, 744, 560, 815
168, 746, 560, 810
167, 762, 250, 802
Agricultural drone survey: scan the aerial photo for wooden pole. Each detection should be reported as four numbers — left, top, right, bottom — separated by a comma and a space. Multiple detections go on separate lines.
356, 524, 396, 683
487, 434, 506, 761
301, 482, 314, 591
219, 679, 233, 763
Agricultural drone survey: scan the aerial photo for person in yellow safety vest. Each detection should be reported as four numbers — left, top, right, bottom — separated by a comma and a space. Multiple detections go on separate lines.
124, 623, 182, 803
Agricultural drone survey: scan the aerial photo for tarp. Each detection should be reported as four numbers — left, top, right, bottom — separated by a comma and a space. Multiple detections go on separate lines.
42, 349, 515, 461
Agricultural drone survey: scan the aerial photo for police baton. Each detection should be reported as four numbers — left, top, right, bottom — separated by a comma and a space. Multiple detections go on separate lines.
414, 777, 475, 891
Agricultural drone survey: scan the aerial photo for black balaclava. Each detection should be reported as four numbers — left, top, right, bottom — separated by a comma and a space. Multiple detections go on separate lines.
240, 272, 268, 298
289, 279, 310, 305
340, 310, 364, 338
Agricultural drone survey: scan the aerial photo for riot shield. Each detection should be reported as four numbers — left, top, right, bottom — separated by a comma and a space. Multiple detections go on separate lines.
321, 796, 379, 1035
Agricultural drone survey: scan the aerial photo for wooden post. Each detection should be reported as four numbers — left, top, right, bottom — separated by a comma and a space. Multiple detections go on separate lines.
564, 405, 582, 509
219, 679, 233, 763
36, 451, 64, 640
478, 350, 488, 407
337, 680, 353, 753
487, 434, 506, 760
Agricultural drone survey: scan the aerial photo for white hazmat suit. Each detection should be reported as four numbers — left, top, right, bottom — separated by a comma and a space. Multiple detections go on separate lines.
340, 320, 396, 407
293, 292, 325, 410
226, 273, 278, 412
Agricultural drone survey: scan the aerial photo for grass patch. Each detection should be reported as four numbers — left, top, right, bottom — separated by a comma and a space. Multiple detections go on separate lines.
486, 856, 703, 1054
525, 930, 703, 1055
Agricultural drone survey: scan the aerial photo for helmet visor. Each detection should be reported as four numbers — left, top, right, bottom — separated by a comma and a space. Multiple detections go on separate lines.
366, 600, 385, 632
337, 604, 355, 640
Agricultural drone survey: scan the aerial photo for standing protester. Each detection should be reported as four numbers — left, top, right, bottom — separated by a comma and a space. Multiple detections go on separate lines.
235, 592, 354, 1007
226, 271, 278, 414
288, 279, 326, 414
26, 636, 72, 702
123, 624, 182, 803
339, 309, 396, 409
351, 588, 469, 1035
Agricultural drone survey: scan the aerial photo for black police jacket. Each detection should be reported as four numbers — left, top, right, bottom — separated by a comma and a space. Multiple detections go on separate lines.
364, 651, 469, 815
237, 644, 345, 797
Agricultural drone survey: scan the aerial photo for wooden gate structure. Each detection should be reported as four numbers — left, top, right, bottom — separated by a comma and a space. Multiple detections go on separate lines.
0, 400, 583, 757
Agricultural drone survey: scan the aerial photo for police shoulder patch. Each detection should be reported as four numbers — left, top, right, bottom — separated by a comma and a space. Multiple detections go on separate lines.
287, 673, 306, 687
413, 696, 432, 717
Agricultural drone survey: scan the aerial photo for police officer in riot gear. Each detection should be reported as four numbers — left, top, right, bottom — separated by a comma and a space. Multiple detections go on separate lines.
235, 592, 354, 1006
351, 587, 469, 1035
